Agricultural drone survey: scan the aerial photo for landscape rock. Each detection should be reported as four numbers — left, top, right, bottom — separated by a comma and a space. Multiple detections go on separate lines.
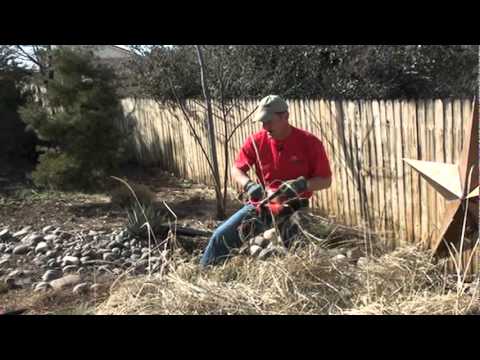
249, 245, 262, 257
332, 254, 347, 262
130, 254, 140, 261
12, 227, 31, 239
346, 248, 362, 260
0, 258, 10, 267
13, 244, 30, 255
6, 269, 22, 279
42, 225, 55, 234
81, 249, 96, 258
253, 235, 269, 248
62, 265, 78, 273
258, 247, 275, 260
25, 233, 45, 246
42, 269, 62, 282
44, 234, 58, 242
72, 282, 89, 294
34, 282, 52, 292
140, 252, 150, 260
45, 250, 57, 259
90, 283, 105, 292
35, 242, 49, 254
357, 257, 368, 267
0, 229, 10, 241
62, 256, 80, 266
46, 259, 57, 268
49, 274, 81, 290
98, 265, 113, 274
103, 253, 116, 262
262, 228, 277, 241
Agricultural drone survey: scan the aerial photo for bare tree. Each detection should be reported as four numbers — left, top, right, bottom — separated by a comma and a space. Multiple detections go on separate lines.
195, 45, 224, 217
125, 45, 256, 219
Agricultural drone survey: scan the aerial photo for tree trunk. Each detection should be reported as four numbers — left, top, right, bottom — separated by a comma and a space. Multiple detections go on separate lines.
195, 45, 225, 219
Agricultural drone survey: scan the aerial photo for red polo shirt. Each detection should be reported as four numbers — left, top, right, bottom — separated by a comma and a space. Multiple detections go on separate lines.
234, 126, 332, 199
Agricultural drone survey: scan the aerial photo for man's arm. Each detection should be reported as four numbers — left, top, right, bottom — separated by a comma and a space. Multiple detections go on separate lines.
231, 165, 251, 188
306, 176, 332, 192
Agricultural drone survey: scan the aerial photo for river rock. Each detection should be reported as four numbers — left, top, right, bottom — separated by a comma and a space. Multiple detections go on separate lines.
63, 265, 78, 273
42, 225, 55, 234
72, 282, 89, 294
25, 233, 45, 246
332, 254, 347, 262
258, 247, 275, 260
249, 245, 262, 257
98, 265, 112, 274
81, 249, 96, 258
357, 257, 368, 267
62, 256, 80, 266
42, 269, 62, 282
262, 228, 277, 241
346, 248, 362, 260
34, 282, 52, 292
35, 242, 49, 254
13, 244, 30, 255
0, 258, 10, 267
44, 234, 58, 243
12, 227, 31, 239
130, 254, 140, 261
252, 235, 269, 248
103, 253, 116, 262
47, 259, 57, 268
45, 250, 57, 259
90, 283, 105, 292
0, 229, 10, 241
6, 269, 22, 279
49, 274, 81, 290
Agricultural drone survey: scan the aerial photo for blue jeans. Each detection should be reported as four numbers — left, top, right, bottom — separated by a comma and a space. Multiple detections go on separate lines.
200, 204, 271, 266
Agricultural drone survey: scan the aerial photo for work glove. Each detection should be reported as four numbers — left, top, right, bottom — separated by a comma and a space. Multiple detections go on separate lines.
278, 176, 308, 199
244, 180, 264, 200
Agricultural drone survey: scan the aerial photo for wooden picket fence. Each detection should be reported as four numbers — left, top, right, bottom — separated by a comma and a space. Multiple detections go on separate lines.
120, 98, 478, 274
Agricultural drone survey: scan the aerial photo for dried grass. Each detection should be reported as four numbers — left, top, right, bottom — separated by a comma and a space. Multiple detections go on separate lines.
97, 243, 479, 315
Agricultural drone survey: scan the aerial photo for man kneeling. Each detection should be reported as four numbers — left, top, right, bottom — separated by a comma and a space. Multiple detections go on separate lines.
200, 95, 332, 267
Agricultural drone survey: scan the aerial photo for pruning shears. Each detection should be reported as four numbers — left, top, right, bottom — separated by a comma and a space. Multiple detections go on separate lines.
247, 183, 289, 217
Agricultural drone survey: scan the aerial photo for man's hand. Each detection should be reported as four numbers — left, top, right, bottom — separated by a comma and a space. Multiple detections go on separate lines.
244, 180, 264, 200
278, 176, 308, 199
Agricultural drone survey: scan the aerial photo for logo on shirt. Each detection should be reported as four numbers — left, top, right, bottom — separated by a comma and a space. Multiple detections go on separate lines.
290, 156, 304, 164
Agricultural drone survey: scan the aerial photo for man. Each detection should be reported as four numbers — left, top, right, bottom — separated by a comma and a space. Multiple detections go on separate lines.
200, 95, 332, 267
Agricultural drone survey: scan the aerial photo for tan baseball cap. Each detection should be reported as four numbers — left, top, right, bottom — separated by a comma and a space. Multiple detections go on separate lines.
254, 95, 289, 122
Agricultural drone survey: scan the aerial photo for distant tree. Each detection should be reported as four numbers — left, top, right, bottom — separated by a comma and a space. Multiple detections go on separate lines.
0, 46, 37, 162
19, 48, 126, 190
